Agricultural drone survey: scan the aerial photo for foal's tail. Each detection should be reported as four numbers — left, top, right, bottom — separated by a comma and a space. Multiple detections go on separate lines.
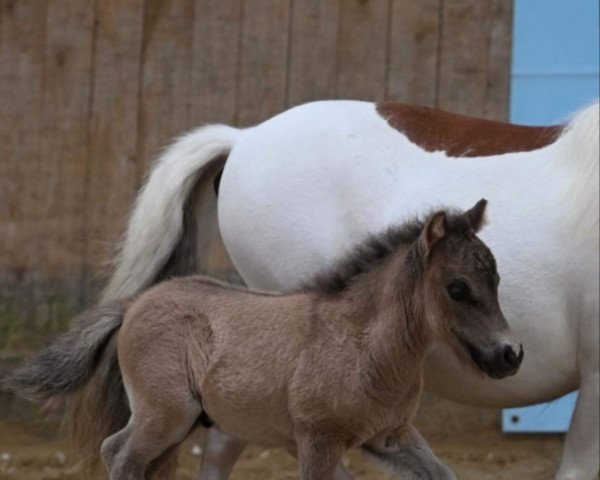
102, 124, 242, 302
1, 300, 131, 467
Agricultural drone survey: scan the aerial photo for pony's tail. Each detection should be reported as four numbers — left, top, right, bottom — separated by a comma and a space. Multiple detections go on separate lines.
102, 124, 242, 302
1, 300, 131, 468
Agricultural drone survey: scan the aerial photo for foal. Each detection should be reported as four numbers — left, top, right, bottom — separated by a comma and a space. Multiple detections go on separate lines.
4, 199, 523, 480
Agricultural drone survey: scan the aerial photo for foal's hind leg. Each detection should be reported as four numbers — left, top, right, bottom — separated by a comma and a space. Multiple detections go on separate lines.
101, 423, 142, 479
102, 386, 201, 480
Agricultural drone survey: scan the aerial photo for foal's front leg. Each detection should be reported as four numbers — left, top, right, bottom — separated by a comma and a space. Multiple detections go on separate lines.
296, 433, 346, 480
362, 426, 456, 480
196, 428, 353, 480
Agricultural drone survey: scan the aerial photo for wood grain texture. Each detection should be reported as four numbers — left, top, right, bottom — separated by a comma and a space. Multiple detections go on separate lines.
236, 0, 291, 126
138, 0, 194, 173
336, 0, 391, 100
0, 0, 49, 351
39, 0, 94, 275
83, 0, 145, 301
0, 0, 95, 352
287, 0, 340, 106
0, 0, 514, 352
192, 0, 242, 125
387, 0, 441, 106
437, 0, 512, 120
189, 1, 244, 282
0, 0, 46, 276
482, 0, 512, 121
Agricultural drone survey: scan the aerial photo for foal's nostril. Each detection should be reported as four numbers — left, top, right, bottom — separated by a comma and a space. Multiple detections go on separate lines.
502, 344, 524, 369
503, 345, 517, 366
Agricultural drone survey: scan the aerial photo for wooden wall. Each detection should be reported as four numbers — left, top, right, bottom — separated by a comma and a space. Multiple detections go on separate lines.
0, 0, 513, 353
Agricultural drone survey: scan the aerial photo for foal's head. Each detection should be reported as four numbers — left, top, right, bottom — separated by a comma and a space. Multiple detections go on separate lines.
417, 200, 523, 379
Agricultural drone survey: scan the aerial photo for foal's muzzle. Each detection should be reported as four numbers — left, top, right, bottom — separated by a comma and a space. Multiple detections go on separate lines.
467, 342, 524, 379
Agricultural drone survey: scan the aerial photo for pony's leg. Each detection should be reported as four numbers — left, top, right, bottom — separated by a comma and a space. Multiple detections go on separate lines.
196, 428, 246, 480
362, 426, 456, 480
556, 320, 599, 480
296, 433, 345, 480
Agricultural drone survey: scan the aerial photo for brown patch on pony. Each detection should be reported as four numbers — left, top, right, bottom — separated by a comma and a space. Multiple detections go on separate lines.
377, 103, 563, 157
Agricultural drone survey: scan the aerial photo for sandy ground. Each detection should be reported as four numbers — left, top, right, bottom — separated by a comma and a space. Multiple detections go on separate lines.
0, 421, 564, 480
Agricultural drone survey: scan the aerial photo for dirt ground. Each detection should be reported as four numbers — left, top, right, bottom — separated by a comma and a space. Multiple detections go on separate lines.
0, 420, 564, 480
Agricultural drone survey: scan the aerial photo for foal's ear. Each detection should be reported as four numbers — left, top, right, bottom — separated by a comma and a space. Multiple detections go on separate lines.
420, 211, 447, 257
466, 198, 488, 232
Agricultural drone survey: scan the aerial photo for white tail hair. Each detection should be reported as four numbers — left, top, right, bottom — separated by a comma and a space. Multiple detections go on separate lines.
102, 124, 242, 301
560, 100, 599, 248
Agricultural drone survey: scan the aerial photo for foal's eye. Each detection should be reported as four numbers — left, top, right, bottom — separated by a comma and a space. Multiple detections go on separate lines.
446, 280, 472, 303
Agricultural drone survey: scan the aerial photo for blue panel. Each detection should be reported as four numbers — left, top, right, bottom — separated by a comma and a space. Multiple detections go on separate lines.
511, 0, 600, 125
511, 75, 599, 124
503, 393, 578, 433
512, 0, 599, 74
505, 0, 599, 433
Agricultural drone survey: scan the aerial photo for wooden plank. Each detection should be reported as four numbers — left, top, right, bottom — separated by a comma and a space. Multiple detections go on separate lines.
0, 0, 95, 352
190, 1, 243, 282
192, 0, 242, 125
83, 0, 145, 300
387, 0, 441, 106
287, 0, 340, 106
437, 0, 513, 120
236, 0, 291, 126
138, 0, 194, 174
0, 0, 48, 351
37, 0, 94, 280
336, 0, 391, 100
0, 0, 46, 277
482, 0, 512, 121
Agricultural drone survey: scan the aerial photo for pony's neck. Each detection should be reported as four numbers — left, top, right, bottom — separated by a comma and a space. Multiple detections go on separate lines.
555, 102, 599, 251
341, 248, 432, 395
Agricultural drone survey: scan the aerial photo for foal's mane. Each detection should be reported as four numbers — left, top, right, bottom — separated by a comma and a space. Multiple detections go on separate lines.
303, 210, 473, 295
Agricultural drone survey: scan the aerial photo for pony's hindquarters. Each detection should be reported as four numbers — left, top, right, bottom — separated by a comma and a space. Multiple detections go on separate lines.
103, 124, 242, 302
217, 100, 399, 291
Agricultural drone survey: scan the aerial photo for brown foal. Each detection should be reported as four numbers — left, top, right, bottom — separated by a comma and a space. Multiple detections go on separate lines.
4, 199, 523, 480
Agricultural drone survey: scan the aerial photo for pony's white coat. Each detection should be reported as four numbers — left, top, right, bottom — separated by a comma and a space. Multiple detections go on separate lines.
105, 100, 599, 480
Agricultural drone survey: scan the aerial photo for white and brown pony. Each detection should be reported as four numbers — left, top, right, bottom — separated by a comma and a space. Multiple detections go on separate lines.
103, 100, 599, 480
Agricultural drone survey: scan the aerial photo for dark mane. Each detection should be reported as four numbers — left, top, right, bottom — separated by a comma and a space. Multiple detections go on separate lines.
302, 210, 473, 295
